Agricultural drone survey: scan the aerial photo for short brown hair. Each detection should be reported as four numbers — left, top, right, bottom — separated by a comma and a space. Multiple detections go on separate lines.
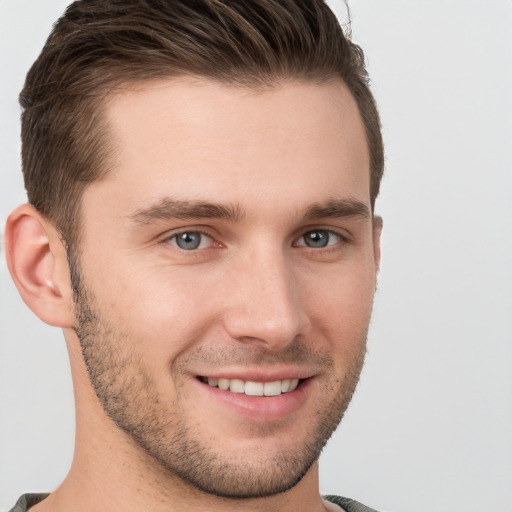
20, 0, 384, 249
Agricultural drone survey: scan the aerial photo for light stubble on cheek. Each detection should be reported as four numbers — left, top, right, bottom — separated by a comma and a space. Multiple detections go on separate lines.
70, 247, 369, 498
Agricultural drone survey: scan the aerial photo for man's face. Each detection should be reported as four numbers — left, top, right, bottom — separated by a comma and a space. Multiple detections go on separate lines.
72, 78, 380, 498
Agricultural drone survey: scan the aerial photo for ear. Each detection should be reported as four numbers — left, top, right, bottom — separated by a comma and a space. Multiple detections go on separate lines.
372, 215, 383, 273
4, 204, 75, 328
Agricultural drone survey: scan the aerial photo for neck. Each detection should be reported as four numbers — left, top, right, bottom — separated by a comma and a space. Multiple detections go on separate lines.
32, 338, 330, 512
35, 435, 327, 512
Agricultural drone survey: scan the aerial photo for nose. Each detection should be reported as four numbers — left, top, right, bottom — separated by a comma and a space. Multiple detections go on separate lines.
222, 247, 311, 351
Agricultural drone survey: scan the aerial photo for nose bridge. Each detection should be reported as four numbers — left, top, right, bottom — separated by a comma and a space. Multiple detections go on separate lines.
224, 243, 310, 348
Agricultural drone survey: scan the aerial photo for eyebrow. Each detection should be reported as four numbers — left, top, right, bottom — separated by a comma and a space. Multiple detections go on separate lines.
302, 199, 371, 221
129, 197, 370, 226
130, 198, 245, 225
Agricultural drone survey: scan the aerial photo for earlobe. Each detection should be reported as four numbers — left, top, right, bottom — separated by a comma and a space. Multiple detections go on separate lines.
4, 204, 75, 328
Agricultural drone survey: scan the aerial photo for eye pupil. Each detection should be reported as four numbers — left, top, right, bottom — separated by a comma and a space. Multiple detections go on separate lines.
305, 231, 329, 248
176, 232, 201, 250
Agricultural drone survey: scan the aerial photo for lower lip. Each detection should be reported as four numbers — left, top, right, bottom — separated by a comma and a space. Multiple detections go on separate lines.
193, 378, 314, 422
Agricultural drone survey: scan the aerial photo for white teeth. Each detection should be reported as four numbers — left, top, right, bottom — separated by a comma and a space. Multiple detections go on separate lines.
229, 379, 245, 394
263, 381, 282, 396
245, 381, 264, 396
218, 378, 230, 391
203, 377, 302, 396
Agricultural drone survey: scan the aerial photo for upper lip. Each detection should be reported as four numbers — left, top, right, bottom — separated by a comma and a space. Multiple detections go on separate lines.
194, 367, 316, 382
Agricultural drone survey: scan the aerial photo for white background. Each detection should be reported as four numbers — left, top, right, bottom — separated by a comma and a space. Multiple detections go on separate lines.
1, 1, 511, 511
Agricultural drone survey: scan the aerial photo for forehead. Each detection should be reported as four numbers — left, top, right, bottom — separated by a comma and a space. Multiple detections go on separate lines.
88, 78, 370, 219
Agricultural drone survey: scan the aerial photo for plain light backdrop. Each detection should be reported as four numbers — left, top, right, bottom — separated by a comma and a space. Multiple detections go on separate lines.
1, 1, 511, 511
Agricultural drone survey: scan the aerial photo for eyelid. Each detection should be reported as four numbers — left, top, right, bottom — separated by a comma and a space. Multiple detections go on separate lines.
157, 225, 349, 251
161, 227, 220, 251
294, 227, 349, 248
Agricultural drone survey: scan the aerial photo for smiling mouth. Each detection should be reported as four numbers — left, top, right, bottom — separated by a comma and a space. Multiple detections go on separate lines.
199, 376, 302, 397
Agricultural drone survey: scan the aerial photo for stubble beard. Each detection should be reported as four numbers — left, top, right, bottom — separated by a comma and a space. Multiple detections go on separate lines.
70, 256, 368, 500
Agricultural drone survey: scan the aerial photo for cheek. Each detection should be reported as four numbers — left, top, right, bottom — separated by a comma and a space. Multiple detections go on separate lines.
304, 265, 376, 345
84, 259, 222, 363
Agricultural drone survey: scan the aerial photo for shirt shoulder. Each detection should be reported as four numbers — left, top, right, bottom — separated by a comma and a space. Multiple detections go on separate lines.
324, 494, 382, 512
7, 494, 50, 512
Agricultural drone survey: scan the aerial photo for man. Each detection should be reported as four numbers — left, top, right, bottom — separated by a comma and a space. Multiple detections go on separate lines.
4, 1, 384, 511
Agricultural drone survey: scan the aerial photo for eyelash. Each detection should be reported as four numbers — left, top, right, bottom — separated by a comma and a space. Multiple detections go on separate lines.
294, 229, 345, 249
162, 228, 349, 253
165, 230, 217, 251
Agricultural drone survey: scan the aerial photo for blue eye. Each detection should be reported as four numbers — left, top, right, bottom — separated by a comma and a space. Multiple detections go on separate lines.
298, 230, 341, 248
169, 231, 211, 250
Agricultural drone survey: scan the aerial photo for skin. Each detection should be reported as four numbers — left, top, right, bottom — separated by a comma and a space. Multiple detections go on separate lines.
6, 78, 381, 512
